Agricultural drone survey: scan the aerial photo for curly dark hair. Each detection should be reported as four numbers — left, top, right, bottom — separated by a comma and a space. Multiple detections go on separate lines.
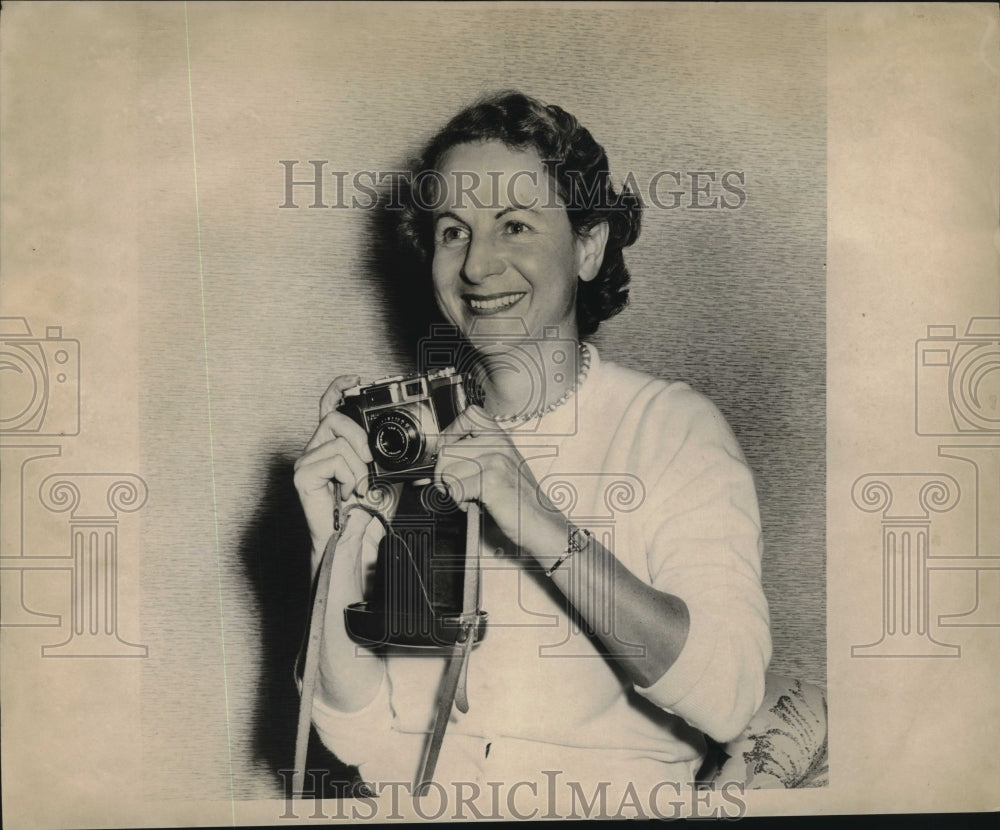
397, 90, 642, 337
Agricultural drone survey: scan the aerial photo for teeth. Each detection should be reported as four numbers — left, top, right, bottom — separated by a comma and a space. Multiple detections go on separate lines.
469, 293, 524, 311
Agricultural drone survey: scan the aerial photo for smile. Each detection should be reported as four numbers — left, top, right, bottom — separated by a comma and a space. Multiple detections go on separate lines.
465, 292, 527, 314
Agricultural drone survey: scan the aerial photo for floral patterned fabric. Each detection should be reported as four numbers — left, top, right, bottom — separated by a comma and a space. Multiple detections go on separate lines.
714, 673, 828, 789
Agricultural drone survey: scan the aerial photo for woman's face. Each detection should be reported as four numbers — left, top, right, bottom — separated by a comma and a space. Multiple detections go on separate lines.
430, 141, 601, 345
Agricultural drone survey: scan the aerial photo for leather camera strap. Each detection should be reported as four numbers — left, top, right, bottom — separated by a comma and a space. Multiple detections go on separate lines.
414, 627, 475, 797
293, 500, 482, 800
414, 502, 482, 795
291, 518, 343, 799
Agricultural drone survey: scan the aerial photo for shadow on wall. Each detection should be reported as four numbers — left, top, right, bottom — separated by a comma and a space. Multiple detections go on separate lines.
361, 182, 448, 368
237, 453, 362, 797
239, 194, 434, 797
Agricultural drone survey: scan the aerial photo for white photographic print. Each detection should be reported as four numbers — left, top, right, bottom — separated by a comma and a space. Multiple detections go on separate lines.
1, 2, 996, 825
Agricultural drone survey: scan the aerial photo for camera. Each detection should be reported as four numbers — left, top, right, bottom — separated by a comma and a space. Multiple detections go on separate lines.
0, 317, 80, 436
340, 368, 489, 648
338, 367, 467, 486
915, 317, 1000, 435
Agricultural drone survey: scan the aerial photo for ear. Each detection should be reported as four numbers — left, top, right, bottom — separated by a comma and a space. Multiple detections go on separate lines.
575, 221, 610, 283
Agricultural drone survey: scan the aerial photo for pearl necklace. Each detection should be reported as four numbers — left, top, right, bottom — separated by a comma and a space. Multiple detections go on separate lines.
492, 342, 592, 424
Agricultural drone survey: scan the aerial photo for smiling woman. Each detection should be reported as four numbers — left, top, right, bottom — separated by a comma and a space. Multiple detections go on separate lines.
292, 91, 771, 814
430, 142, 608, 418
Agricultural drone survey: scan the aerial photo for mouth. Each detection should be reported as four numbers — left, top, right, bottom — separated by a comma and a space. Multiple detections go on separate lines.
464, 292, 527, 316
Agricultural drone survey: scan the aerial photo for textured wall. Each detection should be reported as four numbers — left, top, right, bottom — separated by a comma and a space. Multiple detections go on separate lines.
134, 4, 825, 799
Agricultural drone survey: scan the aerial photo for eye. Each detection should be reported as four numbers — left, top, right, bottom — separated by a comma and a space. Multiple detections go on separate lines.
436, 223, 469, 246
503, 220, 532, 236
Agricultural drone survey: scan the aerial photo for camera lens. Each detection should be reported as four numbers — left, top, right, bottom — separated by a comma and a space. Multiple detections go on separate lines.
370, 410, 425, 471
378, 424, 408, 457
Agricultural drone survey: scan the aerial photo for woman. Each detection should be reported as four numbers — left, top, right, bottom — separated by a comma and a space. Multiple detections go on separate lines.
294, 91, 770, 811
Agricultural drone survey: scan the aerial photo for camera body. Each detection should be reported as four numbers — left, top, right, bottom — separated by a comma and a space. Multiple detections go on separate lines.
338, 367, 466, 486
0, 317, 80, 436
340, 367, 488, 648
915, 317, 1000, 435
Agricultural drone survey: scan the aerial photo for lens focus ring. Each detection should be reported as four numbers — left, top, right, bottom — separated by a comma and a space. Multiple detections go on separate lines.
370, 410, 424, 471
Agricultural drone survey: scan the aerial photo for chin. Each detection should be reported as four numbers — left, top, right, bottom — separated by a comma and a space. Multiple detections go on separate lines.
466, 318, 538, 342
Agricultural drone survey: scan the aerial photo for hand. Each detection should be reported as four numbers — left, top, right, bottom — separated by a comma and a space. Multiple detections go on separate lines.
433, 406, 561, 559
293, 374, 373, 568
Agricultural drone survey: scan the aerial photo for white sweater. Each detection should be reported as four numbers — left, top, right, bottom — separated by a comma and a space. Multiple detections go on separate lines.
311, 346, 771, 800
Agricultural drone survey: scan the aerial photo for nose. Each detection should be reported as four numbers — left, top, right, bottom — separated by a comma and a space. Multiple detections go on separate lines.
460, 234, 503, 284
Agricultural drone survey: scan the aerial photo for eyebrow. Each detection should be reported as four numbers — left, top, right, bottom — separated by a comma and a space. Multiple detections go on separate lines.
434, 210, 465, 226
434, 205, 540, 224
496, 204, 540, 217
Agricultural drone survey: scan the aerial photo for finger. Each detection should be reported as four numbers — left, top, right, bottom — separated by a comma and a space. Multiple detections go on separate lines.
434, 437, 502, 487
296, 438, 370, 494
319, 374, 362, 420
294, 451, 361, 498
436, 433, 515, 470
305, 411, 373, 463
436, 469, 482, 511
441, 434, 514, 452
433, 452, 485, 497
437, 445, 524, 506
318, 436, 371, 494
439, 405, 501, 443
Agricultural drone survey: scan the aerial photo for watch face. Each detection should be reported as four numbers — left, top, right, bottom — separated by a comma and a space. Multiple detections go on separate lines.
568, 526, 593, 553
